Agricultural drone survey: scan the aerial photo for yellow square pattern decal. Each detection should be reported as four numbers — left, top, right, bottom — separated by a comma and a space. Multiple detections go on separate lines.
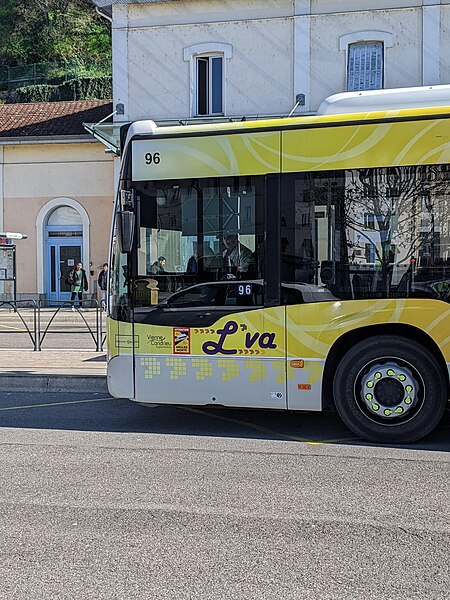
166, 357, 188, 380
246, 359, 267, 382
218, 359, 240, 382
192, 358, 213, 381
140, 357, 162, 379
271, 361, 286, 384
305, 361, 323, 385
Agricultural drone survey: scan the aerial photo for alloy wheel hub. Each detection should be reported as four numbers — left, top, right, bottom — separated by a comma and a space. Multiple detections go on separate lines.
360, 363, 418, 419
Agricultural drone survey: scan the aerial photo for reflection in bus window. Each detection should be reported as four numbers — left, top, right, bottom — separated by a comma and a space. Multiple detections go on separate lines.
133, 177, 264, 307
281, 165, 450, 302
110, 222, 131, 321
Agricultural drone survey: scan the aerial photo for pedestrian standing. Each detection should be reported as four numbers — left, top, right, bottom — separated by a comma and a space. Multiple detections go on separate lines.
98, 262, 108, 310
67, 262, 88, 311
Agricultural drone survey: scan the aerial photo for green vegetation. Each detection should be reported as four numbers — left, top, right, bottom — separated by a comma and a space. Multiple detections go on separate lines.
0, 0, 111, 102
16, 76, 112, 102
0, 0, 111, 66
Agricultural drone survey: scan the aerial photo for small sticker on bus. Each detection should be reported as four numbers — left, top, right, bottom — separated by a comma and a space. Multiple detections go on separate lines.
173, 328, 190, 354
115, 334, 139, 349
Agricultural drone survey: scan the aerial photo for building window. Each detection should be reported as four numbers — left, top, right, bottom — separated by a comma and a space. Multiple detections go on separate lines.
184, 43, 232, 117
339, 32, 393, 93
47, 206, 83, 227
364, 213, 376, 230
347, 42, 383, 91
196, 55, 223, 115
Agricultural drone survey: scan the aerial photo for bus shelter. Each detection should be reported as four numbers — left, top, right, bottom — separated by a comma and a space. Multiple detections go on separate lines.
0, 241, 16, 304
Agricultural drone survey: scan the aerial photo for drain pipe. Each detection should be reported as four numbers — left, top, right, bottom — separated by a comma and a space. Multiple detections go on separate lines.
95, 6, 112, 24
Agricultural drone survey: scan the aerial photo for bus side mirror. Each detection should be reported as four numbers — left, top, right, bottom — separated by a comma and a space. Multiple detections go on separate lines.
117, 211, 135, 254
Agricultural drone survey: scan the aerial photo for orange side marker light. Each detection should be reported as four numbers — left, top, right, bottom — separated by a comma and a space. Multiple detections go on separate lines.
290, 360, 304, 368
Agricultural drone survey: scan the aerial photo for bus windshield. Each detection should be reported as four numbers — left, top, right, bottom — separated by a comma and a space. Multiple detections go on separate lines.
132, 175, 263, 307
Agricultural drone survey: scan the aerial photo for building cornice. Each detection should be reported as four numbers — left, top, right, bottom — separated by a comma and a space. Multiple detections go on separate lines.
0, 135, 99, 146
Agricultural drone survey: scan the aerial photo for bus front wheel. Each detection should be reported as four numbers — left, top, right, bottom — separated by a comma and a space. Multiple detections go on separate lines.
333, 335, 447, 443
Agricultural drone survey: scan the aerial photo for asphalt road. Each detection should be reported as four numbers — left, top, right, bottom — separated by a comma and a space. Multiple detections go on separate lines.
0, 392, 449, 600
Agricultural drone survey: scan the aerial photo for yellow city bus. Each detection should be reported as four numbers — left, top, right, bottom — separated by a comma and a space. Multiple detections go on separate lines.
107, 86, 450, 443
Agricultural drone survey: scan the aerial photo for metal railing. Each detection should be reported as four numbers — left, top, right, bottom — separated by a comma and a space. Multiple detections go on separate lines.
0, 61, 78, 91
0, 299, 105, 351
38, 299, 104, 352
0, 59, 112, 92
0, 299, 39, 350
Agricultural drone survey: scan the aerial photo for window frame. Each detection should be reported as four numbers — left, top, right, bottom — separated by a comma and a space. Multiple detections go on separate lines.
196, 54, 224, 116
339, 31, 393, 92
184, 43, 232, 118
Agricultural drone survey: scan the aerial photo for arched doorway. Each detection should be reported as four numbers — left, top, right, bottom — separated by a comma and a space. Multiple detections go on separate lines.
45, 206, 83, 302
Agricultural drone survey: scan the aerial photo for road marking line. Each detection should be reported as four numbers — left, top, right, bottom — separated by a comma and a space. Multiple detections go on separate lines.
0, 397, 116, 411
307, 437, 357, 445
179, 406, 356, 445
0, 323, 28, 332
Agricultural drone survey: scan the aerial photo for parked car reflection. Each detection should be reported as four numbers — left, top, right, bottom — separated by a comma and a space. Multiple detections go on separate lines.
133, 279, 337, 327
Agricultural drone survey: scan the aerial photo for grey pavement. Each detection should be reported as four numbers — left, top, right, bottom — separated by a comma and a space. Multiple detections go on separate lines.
1, 324, 447, 598
0, 304, 108, 392
0, 306, 105, 325
0, 350, 107, 393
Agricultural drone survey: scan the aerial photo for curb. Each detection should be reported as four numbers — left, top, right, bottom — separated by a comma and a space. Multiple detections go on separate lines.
0, 374, 108, 393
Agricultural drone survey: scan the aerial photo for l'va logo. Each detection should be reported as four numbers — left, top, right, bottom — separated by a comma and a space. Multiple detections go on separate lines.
202, 320, 277, 356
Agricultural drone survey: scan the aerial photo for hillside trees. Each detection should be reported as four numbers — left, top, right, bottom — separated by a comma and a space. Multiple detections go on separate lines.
0, 0, 110, 68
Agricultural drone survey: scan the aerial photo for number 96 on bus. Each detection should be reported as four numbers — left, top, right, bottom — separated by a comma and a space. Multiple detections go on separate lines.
145, 152, 160, 165
238, 284, 252, 296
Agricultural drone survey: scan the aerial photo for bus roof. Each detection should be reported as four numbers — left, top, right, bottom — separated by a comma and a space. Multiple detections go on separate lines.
317, 84, 450, 115
124, 85, 450, 147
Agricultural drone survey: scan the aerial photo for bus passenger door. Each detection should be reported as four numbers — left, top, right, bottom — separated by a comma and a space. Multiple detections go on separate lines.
131, 172, 287, 410
261, 174, 288, 410
107, 224, 135, 400
132, 280, 287, 410
280, 173, 332, 413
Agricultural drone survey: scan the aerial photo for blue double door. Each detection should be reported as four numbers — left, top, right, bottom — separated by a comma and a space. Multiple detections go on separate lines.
46, 238, 82, 302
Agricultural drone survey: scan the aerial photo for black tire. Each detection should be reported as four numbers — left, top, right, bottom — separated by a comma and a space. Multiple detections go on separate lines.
333, 335, 447, 443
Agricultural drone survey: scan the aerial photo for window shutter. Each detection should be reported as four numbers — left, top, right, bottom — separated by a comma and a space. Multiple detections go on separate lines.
348, 42, 383, 91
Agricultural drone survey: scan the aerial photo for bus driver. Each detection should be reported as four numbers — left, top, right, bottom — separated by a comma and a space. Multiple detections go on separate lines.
222, 234, 253, 274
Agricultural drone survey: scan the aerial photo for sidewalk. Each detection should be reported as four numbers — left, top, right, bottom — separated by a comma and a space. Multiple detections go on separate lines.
0, 350, 108, 393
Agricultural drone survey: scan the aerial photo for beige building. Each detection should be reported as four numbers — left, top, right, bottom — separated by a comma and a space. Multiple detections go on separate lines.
92, 0, 450, 122
0, 101, 114, 302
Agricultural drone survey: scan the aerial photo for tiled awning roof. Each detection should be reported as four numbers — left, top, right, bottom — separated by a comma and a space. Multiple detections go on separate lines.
0, 100, 113, 138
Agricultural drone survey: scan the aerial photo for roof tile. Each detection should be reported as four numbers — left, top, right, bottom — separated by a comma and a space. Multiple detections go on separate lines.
0, 100, 113, 138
